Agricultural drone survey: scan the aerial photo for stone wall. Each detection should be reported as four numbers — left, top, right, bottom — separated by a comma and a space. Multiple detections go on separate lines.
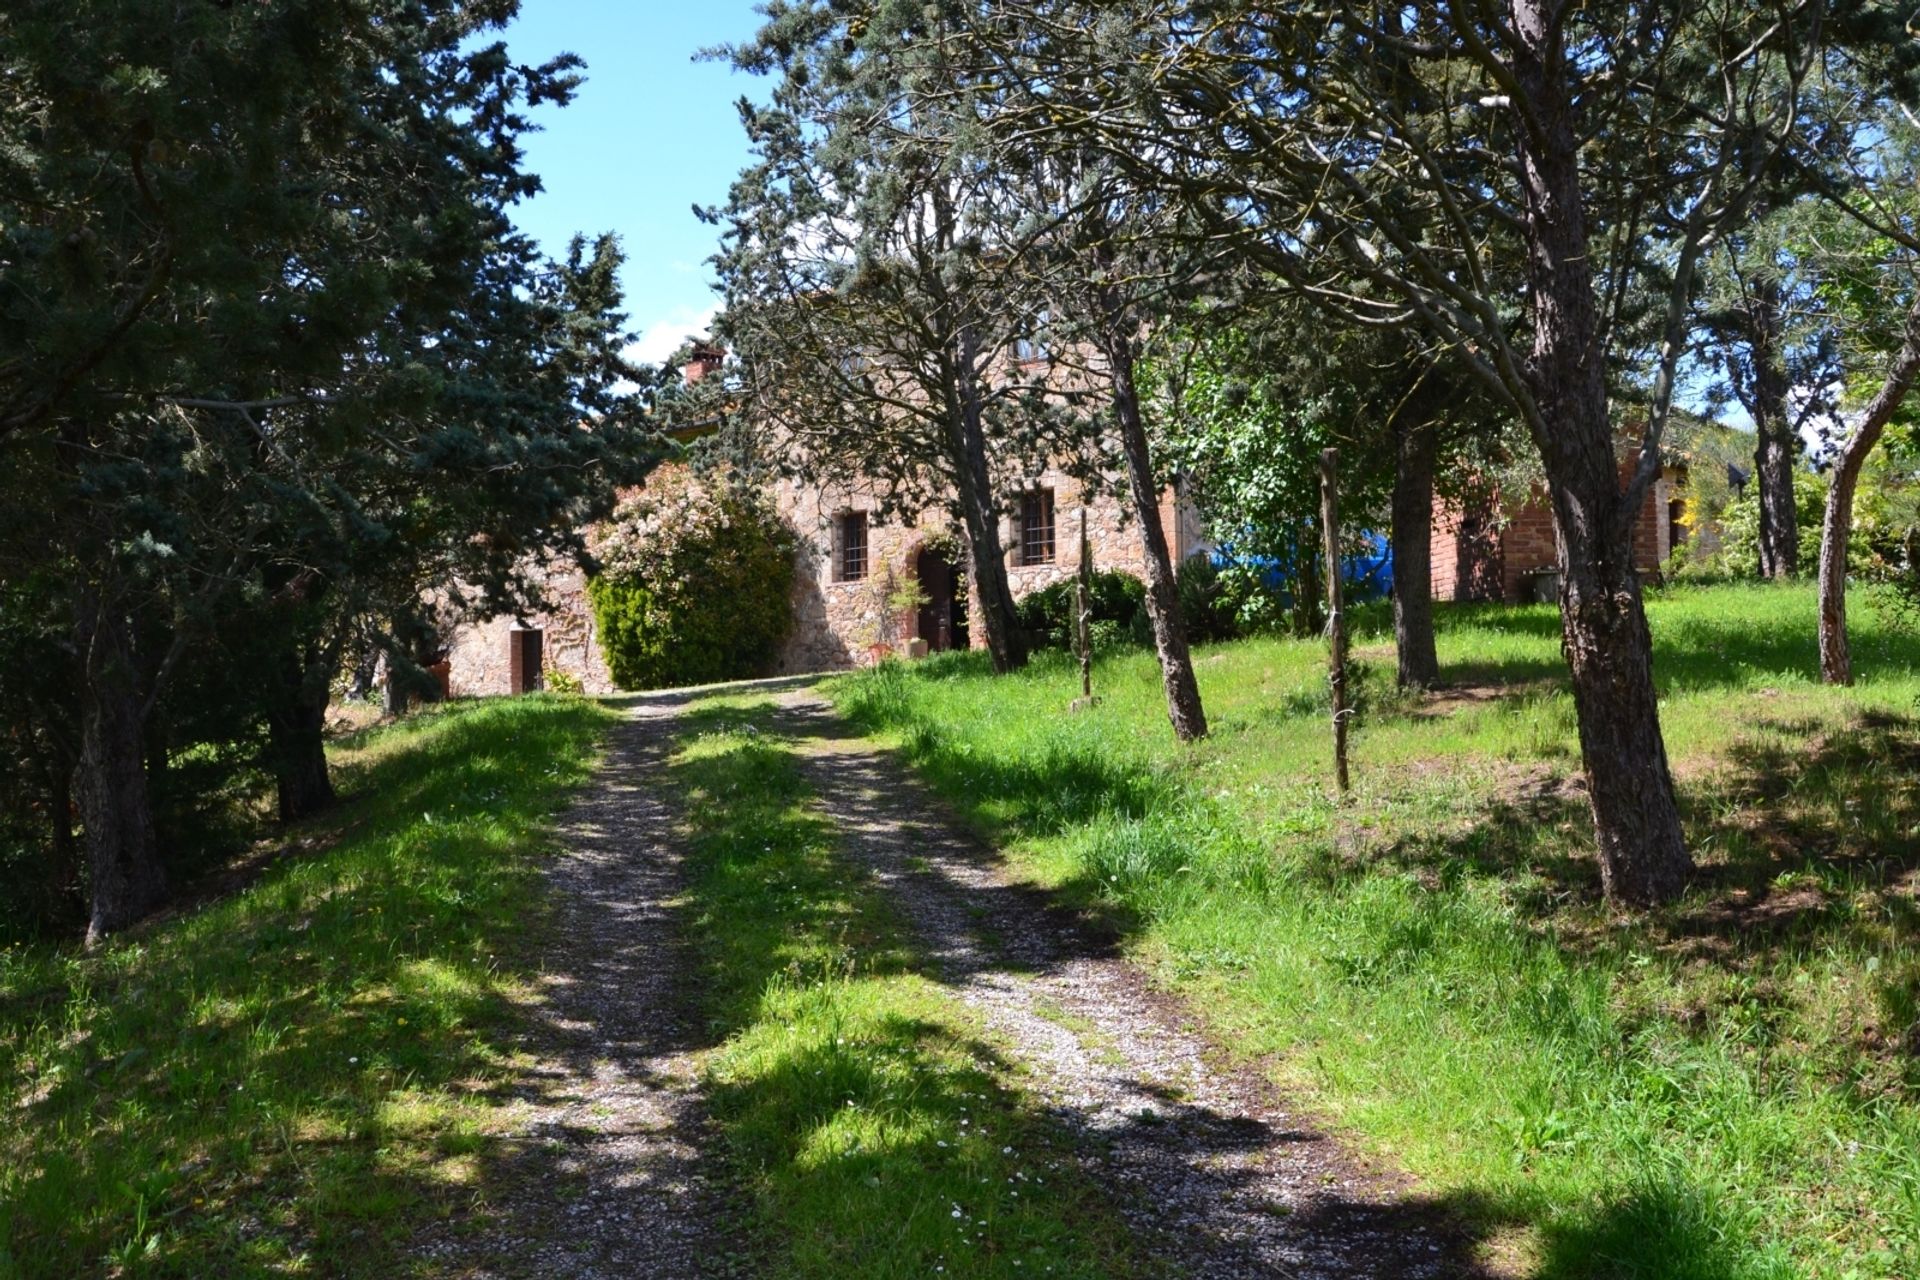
774, 468, 1205, 670
442, 562, 617, 697
1430, 492, 1504, 602
771, 474, 950, 673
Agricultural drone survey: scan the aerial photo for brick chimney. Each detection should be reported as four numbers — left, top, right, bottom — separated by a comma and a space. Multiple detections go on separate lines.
684, 342, 724, 385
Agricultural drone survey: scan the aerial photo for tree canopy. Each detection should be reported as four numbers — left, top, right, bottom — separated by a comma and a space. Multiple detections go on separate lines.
0, 0, 661, 940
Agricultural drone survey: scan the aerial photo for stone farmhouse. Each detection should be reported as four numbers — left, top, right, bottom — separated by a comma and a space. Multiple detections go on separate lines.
444, 344, 1209, 695
442, 350, 1687, 695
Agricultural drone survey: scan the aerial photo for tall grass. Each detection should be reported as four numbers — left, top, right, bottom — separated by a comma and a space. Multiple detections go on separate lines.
0, 696, 614, 1279
830, 581, 1920, 1278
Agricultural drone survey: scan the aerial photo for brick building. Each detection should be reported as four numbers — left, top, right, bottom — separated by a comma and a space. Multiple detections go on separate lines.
1430, 457, 1686, 603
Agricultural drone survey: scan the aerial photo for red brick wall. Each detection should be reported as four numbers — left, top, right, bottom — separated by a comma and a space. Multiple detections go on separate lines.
1431, 463, 1678, 604
1498, 498, 1558, 602
1430, 492, 1505, 602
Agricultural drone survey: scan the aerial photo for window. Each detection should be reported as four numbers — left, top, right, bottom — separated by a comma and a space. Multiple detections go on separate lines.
1018, 490, 1055, 566
836, 512, 869, 582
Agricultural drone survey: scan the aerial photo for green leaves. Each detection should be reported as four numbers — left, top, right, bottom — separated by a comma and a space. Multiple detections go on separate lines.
0, 0, 668, 937
589, 471, 797, 690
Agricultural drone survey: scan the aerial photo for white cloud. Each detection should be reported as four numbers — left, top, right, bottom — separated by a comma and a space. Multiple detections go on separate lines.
626, 303, 719, 368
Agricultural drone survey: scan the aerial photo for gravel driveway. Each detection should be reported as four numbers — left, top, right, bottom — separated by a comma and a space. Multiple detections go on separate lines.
771, 686, 1490, 1280
436, 680, 1490, 1279
442, 690, 736, 1279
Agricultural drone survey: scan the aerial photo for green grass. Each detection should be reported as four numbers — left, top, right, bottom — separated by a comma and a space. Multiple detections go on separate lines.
828, 580, 1920, 1279
0, 695, 615, 1279
667, 695, 1145, 1280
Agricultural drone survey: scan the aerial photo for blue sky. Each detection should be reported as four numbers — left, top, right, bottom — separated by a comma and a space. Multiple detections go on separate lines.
499, 2, 770, 364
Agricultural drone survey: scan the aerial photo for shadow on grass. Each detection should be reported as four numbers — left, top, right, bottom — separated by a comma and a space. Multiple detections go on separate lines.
826, 655, 1920, 1276
1410, 594, 1920, 705
0, 696, 611, 1278
1367, 710, 1920, 961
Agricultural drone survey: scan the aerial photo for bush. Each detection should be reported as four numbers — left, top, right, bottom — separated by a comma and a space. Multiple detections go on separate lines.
589, 473, 795, 690
1173, 555, 1246, 644
1015, 570, 1148, 652
1711, 475, 1826, 579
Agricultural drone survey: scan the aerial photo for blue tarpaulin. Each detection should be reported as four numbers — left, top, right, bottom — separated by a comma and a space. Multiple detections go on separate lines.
1211, 530, 1394, 603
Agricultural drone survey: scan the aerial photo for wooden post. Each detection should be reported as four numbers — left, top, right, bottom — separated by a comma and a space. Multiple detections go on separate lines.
1320, 448, 1350, 796
1077, 508, 1094, 701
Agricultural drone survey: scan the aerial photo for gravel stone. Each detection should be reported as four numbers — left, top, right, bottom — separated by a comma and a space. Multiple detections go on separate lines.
437, 691, 737, 1279
773, 686, 1494, 1279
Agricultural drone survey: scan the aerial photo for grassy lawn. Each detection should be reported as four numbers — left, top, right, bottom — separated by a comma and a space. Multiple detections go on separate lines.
0, 695, 615, 1279
667, 694, 1145, 1279
829, 580, 1920, 1279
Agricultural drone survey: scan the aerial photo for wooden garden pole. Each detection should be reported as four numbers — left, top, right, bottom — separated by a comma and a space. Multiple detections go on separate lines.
1320, 448, 1351, 796
1076, 508, 1094, 702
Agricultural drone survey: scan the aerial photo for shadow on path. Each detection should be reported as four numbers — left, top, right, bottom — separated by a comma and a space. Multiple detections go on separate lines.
446, 689, 744, 1280
769, 689, 1497, 1280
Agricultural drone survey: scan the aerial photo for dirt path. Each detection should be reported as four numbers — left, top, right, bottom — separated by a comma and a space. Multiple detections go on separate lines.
446, 691, 734, 1280
770, 688, 1488, 1280
439, 680, 1483, 1278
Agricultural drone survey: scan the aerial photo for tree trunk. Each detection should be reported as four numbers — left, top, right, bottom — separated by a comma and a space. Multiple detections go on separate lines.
347, 638, 379, 704
1391, 421, 1441, 688
1511, 0, 1690, 905
1747, 280, 1799, 579
268, 647, 338, 822
949, 364, 1027, 674
1292, 528, 1322, 638
49, 759, 74, 882
1755, 418, 1799, 578
1818, 301, 1920, 685
75, 590, 167, 943
1109, 338, 1208, 740
45, 744, 79, 928
1321, 449, 1351, 794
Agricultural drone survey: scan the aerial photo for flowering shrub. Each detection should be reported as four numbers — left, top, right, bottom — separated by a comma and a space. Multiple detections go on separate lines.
588, 471, 795, 690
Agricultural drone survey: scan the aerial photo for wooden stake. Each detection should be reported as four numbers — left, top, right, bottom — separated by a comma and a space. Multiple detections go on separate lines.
1320, 448, 1350, 796
1076, 508, 1094, 702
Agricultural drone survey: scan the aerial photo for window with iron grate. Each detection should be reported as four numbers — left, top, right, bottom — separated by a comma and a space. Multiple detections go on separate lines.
836, 511, 869, 582
1019, 490, 1055, 566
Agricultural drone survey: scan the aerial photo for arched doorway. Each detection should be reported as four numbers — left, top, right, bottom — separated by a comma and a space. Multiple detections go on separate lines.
914, 545, 968, 652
